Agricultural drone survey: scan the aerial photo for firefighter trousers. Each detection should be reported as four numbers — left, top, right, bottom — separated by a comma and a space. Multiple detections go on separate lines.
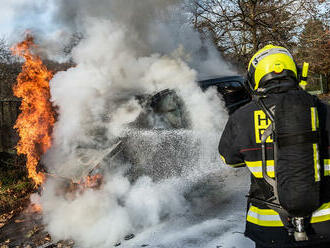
256, 243, 330, 248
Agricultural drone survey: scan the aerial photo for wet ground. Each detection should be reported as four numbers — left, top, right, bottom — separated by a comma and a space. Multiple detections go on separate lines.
0, 203, 74, 248
0, 169, 254, 248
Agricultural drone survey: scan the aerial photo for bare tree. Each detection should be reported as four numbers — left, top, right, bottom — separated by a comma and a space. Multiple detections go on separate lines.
0, 38, 15, 64
295, 18, 330, 89
63, 32, 83, 57
192, 0, 322, 68
297, 19, 329, 74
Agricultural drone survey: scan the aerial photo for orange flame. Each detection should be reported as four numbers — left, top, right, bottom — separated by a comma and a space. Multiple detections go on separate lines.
79, 174, 103, 190
63, 174, 103, 200
12, 35, 55, 187
32, 203, 43, 213
25, 203, 43, 214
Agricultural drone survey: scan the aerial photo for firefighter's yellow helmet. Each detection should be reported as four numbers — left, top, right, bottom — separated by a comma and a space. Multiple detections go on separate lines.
248, 45, 297, 91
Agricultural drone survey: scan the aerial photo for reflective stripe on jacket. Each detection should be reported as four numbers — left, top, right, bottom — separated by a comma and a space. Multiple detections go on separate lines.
219, 90, 330, 247
247, 202, 330, 227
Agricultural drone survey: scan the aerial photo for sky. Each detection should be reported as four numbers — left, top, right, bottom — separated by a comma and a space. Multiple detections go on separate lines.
1, 0, 328, 45
0, 0, 58, 43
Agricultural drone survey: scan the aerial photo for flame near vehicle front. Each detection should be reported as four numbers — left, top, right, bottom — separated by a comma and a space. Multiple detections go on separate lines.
8, 1, 252, 247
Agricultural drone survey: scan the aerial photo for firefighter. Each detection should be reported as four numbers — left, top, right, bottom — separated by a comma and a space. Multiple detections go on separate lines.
219, 44, 330, 248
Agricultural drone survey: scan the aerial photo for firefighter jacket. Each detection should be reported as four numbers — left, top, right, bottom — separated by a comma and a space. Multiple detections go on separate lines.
219, 89, 330, 248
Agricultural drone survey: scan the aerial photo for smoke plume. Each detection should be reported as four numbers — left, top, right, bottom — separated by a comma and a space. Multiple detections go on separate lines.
35, 0, 236, 247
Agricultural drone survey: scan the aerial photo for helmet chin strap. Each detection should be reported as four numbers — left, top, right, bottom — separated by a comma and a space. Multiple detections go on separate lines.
257, 81, 298, 94
246, 70, 299, 97
245, 72, 256, 95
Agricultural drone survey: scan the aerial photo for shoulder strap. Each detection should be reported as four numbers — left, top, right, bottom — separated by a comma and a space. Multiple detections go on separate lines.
251, 96, 293, 222
278, 131, 320, 147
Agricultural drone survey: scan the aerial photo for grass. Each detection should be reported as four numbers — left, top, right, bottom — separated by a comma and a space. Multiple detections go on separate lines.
0, 152, 34, 214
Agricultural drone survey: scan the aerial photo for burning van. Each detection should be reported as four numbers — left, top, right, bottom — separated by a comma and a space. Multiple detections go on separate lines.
47, 76, 250, 196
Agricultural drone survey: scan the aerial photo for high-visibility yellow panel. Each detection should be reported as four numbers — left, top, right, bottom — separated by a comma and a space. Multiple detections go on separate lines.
247, 215, 284, 227
247, 202, 330, 226
220, 155, 245, 168
311, 107, 320, 182
245, 160, 275, 178
254, 110, 273, 144
324, 159, 330, 176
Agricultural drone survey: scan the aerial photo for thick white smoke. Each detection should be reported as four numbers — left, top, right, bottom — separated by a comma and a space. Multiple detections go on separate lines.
42, 174, 189, 247
37, 1, 248, 247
